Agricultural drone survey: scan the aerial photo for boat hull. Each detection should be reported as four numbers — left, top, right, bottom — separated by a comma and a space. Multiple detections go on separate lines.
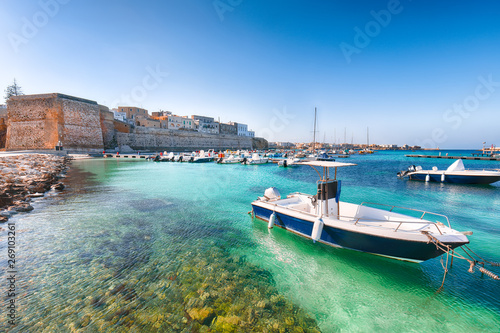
251, 204, 465, 262
408, 172, 500, 184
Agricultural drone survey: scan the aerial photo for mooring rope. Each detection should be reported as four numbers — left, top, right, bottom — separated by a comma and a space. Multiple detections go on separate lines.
421, 231, 500, 282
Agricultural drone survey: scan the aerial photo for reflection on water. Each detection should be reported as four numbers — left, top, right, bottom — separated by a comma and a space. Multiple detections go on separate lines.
1, 153, 499, 332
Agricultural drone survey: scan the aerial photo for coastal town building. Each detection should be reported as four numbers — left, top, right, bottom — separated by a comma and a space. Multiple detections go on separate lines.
151, 110, 172, 118
135, 115, 161, 128
272, 142, 295, 148
192, 115, 219, 134
111, 108, 126, 122
118, 106, 148, 120
227, 122, 254, 137
219, 122, 237, 135
167, 115, 194, 130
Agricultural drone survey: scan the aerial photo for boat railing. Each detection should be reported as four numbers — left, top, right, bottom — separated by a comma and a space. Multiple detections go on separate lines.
359, 202, 451, 229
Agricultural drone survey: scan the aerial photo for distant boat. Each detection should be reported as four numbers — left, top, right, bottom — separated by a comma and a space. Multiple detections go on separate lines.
278, 158, 301, 167
251, 161, 469, 263
242, 153, 269, 165
316, 152, 335, 162
218, 154, 242, 164
190, 150, 215, 163
398, 159, 500, 184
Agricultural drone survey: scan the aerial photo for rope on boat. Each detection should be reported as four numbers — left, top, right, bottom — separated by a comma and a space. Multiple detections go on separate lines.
421, 231, 500, 282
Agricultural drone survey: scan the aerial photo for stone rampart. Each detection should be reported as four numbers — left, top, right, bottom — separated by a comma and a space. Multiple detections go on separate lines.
4, 93, 268, 152
5, 94, 104, 150
116, 127, 259, 151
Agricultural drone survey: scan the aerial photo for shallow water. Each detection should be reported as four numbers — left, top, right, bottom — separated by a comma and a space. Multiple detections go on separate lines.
1, 151, 499, 332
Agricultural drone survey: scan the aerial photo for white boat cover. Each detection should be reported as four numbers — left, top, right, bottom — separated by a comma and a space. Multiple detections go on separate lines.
446, 159, 465, 172
298, 161, 356, 168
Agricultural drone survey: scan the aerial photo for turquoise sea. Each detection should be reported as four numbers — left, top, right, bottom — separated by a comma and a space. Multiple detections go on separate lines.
1, 150, 499, 332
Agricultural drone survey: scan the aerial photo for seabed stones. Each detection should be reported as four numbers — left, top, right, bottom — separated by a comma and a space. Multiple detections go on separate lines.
0, 154, 70, 222
14, 242, 321, 332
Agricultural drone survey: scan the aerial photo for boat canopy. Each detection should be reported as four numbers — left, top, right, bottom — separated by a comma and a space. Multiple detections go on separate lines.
298, 161, 356, 168
446, 159, 465, 172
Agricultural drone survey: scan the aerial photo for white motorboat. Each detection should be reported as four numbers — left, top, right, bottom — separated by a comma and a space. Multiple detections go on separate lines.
218, 155, 242, 164
190, 150, 215, 163
251, 161, 470, 263
278, 158, 301, 167
398, 159, 500, 184
243, 153, 269, 165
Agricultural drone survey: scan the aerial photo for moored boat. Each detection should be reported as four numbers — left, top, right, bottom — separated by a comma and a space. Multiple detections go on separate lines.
251, 161, 470, 263
243, 153, 269, 165
218, 154, 242, 164
277, 158, 301, 167
398, 159, 500, 184
190, 150, 215, 163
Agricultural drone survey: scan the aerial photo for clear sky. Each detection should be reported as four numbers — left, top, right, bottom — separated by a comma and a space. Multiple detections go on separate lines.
1, 0, 499, 148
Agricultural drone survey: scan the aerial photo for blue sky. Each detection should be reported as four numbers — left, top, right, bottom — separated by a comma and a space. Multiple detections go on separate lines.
1, 0, 499, 148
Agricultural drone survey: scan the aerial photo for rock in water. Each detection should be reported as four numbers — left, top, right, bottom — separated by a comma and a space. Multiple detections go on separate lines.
51, 182, 65, 191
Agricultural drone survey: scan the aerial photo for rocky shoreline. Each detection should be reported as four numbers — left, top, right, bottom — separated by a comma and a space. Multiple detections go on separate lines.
0, 154, 70, 223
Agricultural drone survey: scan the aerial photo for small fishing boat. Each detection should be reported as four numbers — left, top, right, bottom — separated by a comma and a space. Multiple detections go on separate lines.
243, 153, 269, 165
398, 159, 500, 184
316, 152, 335, 162
218, 155, 242, 164
251, 161, 470, 263
190, 150, 215, 163
278, 158, 301, 167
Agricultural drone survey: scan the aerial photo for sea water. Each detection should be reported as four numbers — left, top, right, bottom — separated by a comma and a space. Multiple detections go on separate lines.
1, 151, 499, 332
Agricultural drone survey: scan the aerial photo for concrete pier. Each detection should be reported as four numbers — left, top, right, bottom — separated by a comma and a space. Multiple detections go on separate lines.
406, 154, 500, 161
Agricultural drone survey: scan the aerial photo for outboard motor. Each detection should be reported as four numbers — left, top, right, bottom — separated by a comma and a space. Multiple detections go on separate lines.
397, 165, 416, 178
263, 187, 281, 201
241, 157, 247, 164
154, 155, 160, 162
283, 160, 288, 167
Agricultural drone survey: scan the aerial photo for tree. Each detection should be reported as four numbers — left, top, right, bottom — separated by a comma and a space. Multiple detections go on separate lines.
4, 79, 24, 102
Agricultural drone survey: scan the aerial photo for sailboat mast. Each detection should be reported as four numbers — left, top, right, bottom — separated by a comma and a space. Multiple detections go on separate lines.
367, 127, 369, 147
313, 107, 317, 153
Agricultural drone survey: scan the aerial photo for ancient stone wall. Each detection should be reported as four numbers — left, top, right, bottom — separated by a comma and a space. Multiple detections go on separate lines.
5, 94, 104, 150
99, 107, 115, 149
4, 93, 268, 152
6, 94, 60, 150
115, 127, 263, 151
0, 108, 7, 148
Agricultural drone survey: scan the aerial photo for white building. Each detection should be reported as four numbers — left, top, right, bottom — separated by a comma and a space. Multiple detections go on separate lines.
111, 108, 126, 122
192, 115, 219, 134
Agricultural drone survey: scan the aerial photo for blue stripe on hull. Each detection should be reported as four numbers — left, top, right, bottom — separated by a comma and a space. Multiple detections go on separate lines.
409, 173, 500, 184
252, 204, 464, 262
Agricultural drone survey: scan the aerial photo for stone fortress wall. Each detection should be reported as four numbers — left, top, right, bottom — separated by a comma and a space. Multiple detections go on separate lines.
2, 93, 268, 152
116, 127, 254, 152
5, 94, 103, 150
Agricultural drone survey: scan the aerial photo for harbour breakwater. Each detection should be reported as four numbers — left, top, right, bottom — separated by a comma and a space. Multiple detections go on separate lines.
0, 154, 69, 222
